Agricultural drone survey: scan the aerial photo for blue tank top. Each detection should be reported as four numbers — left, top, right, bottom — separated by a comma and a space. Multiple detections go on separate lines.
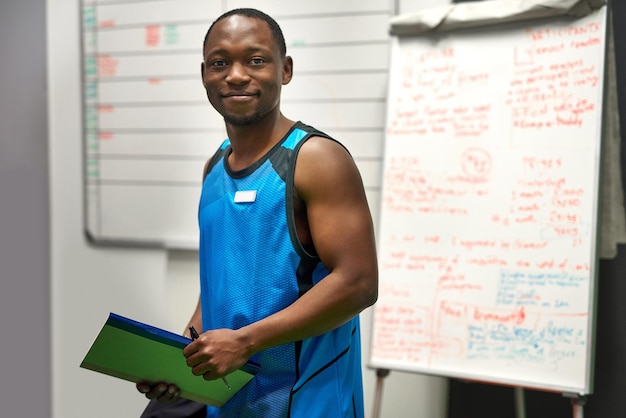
198, 122, 364, 418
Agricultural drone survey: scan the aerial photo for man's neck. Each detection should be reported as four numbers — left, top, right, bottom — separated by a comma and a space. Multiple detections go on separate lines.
226, 114, 295, 171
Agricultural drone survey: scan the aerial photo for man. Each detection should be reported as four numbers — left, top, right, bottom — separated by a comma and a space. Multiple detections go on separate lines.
137, 8, 378, 417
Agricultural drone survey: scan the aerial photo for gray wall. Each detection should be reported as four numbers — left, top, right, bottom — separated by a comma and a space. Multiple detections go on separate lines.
0, 0, 51, 417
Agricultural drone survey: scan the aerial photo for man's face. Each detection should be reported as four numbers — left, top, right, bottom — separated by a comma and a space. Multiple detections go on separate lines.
201, 15, 292, 126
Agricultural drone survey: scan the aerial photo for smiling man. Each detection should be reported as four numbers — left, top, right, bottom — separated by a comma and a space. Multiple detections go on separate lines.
137, 8, 378, 418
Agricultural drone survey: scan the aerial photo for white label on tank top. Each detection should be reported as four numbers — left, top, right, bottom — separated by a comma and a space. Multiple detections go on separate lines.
234, 190, 257, 203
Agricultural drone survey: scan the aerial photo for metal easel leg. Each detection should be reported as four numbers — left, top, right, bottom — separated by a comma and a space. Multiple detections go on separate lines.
372, 369, 390, 418
572, 395, 586, 418
514, 387, 527, 418
564, 393, 587, 418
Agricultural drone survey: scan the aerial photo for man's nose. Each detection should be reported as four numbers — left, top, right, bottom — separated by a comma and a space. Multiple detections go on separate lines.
226, 62, 250, 84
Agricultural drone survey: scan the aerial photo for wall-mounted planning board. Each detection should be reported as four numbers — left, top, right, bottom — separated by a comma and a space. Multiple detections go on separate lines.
81, 0, 391, 248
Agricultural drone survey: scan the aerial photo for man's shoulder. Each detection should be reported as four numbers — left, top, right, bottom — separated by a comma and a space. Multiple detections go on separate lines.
296, 132, 349, 160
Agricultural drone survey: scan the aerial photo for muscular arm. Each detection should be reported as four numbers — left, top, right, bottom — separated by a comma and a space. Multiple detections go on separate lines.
184, 137, 378, 378
244, 137, 378, 345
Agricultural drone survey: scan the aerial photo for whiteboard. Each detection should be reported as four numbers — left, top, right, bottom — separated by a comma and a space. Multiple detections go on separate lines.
81, 0, 391, 248
369, 7, 607, 395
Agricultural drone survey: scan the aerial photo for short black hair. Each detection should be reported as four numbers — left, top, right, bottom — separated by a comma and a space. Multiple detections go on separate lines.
202, 8, 287, 58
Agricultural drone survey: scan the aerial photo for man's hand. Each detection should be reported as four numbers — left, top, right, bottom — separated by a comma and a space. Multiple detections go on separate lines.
136, 382, 180, 402
183, 328, 250, 380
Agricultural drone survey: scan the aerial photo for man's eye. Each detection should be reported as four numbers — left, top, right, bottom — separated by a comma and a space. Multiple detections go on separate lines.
210, 60, 227, 67
250, 58, 265, 65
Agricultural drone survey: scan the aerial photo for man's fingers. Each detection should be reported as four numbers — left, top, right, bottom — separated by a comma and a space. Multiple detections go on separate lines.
164, 385, 180, 401
137, 382, 180, 402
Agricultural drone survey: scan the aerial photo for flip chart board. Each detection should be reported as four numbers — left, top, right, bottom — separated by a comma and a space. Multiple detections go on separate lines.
80, 0, 391, 248
369, 7, 607, 395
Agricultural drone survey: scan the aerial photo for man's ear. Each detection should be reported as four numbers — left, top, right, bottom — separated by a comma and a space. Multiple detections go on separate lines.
282, 56, 293, 85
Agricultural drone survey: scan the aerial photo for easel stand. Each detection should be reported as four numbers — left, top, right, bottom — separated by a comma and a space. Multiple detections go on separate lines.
372, 368, 390, 418
371, 375, 589, 418
564, 393, 587, 418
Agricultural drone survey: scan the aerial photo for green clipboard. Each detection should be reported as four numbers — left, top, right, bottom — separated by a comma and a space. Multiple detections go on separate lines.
80, 313, 259, 407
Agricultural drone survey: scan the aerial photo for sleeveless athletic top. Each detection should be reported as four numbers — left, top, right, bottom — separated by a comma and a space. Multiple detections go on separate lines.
198, 122, 364, 418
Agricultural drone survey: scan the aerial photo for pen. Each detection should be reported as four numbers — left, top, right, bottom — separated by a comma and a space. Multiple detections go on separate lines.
189, 326, 231, 390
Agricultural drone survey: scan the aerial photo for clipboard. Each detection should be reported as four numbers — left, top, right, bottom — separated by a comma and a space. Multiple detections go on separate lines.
80, 313, 259, 407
